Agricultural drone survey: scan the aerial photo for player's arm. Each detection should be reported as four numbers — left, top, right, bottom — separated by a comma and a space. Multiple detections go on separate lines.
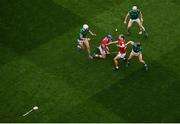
89, 30, 96, 36
126, 41, 134, 46
108, 41, 118, 45
124, 12, 129, 24
140, 11, 143, 22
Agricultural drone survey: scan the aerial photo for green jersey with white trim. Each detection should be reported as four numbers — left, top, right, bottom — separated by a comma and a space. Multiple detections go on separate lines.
132, 43, 142, 53
78, 28, 89, 40
129, 9, 140, 20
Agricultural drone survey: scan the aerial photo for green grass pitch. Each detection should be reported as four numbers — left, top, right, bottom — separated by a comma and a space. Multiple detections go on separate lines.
0, 0, 180, 122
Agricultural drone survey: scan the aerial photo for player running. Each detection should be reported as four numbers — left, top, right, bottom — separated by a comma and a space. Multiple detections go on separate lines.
93, 35, 113, 59
77, 24, 96, 59
110, 34, 127, 70
124, 6, 148, 37
126, 41, 148, 71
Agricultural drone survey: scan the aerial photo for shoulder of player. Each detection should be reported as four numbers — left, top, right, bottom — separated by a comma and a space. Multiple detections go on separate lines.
101, 37, 107, 43
129, 10, 133, 13
79, 28, 84, 33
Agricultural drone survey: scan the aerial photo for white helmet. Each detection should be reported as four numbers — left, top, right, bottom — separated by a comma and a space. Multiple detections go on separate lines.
83, 24, 89, 30
132, 6, 137, 11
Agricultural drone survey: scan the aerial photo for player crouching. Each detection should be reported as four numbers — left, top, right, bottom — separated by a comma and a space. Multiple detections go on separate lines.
93, 35, 113, 59
110, 34, 127, 70
126, 41, 148, 71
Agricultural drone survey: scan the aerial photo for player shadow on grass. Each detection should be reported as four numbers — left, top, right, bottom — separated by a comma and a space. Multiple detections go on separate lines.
0, 0, 84, 53
90, 62, 180, 122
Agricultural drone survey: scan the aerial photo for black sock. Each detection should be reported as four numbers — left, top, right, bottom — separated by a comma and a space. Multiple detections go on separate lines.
122, 58, 127, 62
127, 28, 130, 33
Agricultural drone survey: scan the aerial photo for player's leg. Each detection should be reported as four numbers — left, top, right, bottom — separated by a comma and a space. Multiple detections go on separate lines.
121, 53, 127, 63
138, 53, 145, 64
93, 47, 100, 58
113, 54, 120, 70
96, 50, 106, 59
139, 20, 143, 35
126, 52, 134, 67
105, 46, 110, 54
83, 39, 93, 59
77, 39, 85, 50
93, 46, 106, 59
137, 19, 145, 31
100, 52, 106, 59
101, 46, 109, 59
128, 52, 134, 61
127, 20, 133, 35
138, 53, 148, 71
137, 19, 148, 37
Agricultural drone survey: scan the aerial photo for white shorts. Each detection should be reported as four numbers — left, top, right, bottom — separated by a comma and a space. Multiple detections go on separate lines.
117, 52, 126, 59
131, 50, 141, 57
129, 18, 141, 24
77, 39, 84, 45
98, 46, 106, 55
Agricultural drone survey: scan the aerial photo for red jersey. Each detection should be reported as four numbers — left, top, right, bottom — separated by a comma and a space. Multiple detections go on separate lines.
101, 37, 110, 46
118, 39, 126, 53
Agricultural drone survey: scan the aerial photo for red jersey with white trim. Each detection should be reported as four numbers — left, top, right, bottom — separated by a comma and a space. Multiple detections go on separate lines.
101, 37, 110, 46
118, 39, 126, 53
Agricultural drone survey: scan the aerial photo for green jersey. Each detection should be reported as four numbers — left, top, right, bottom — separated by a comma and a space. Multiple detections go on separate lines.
78, 28, 89, 40
132, 43, 142, 53
129, 9, 140, 20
